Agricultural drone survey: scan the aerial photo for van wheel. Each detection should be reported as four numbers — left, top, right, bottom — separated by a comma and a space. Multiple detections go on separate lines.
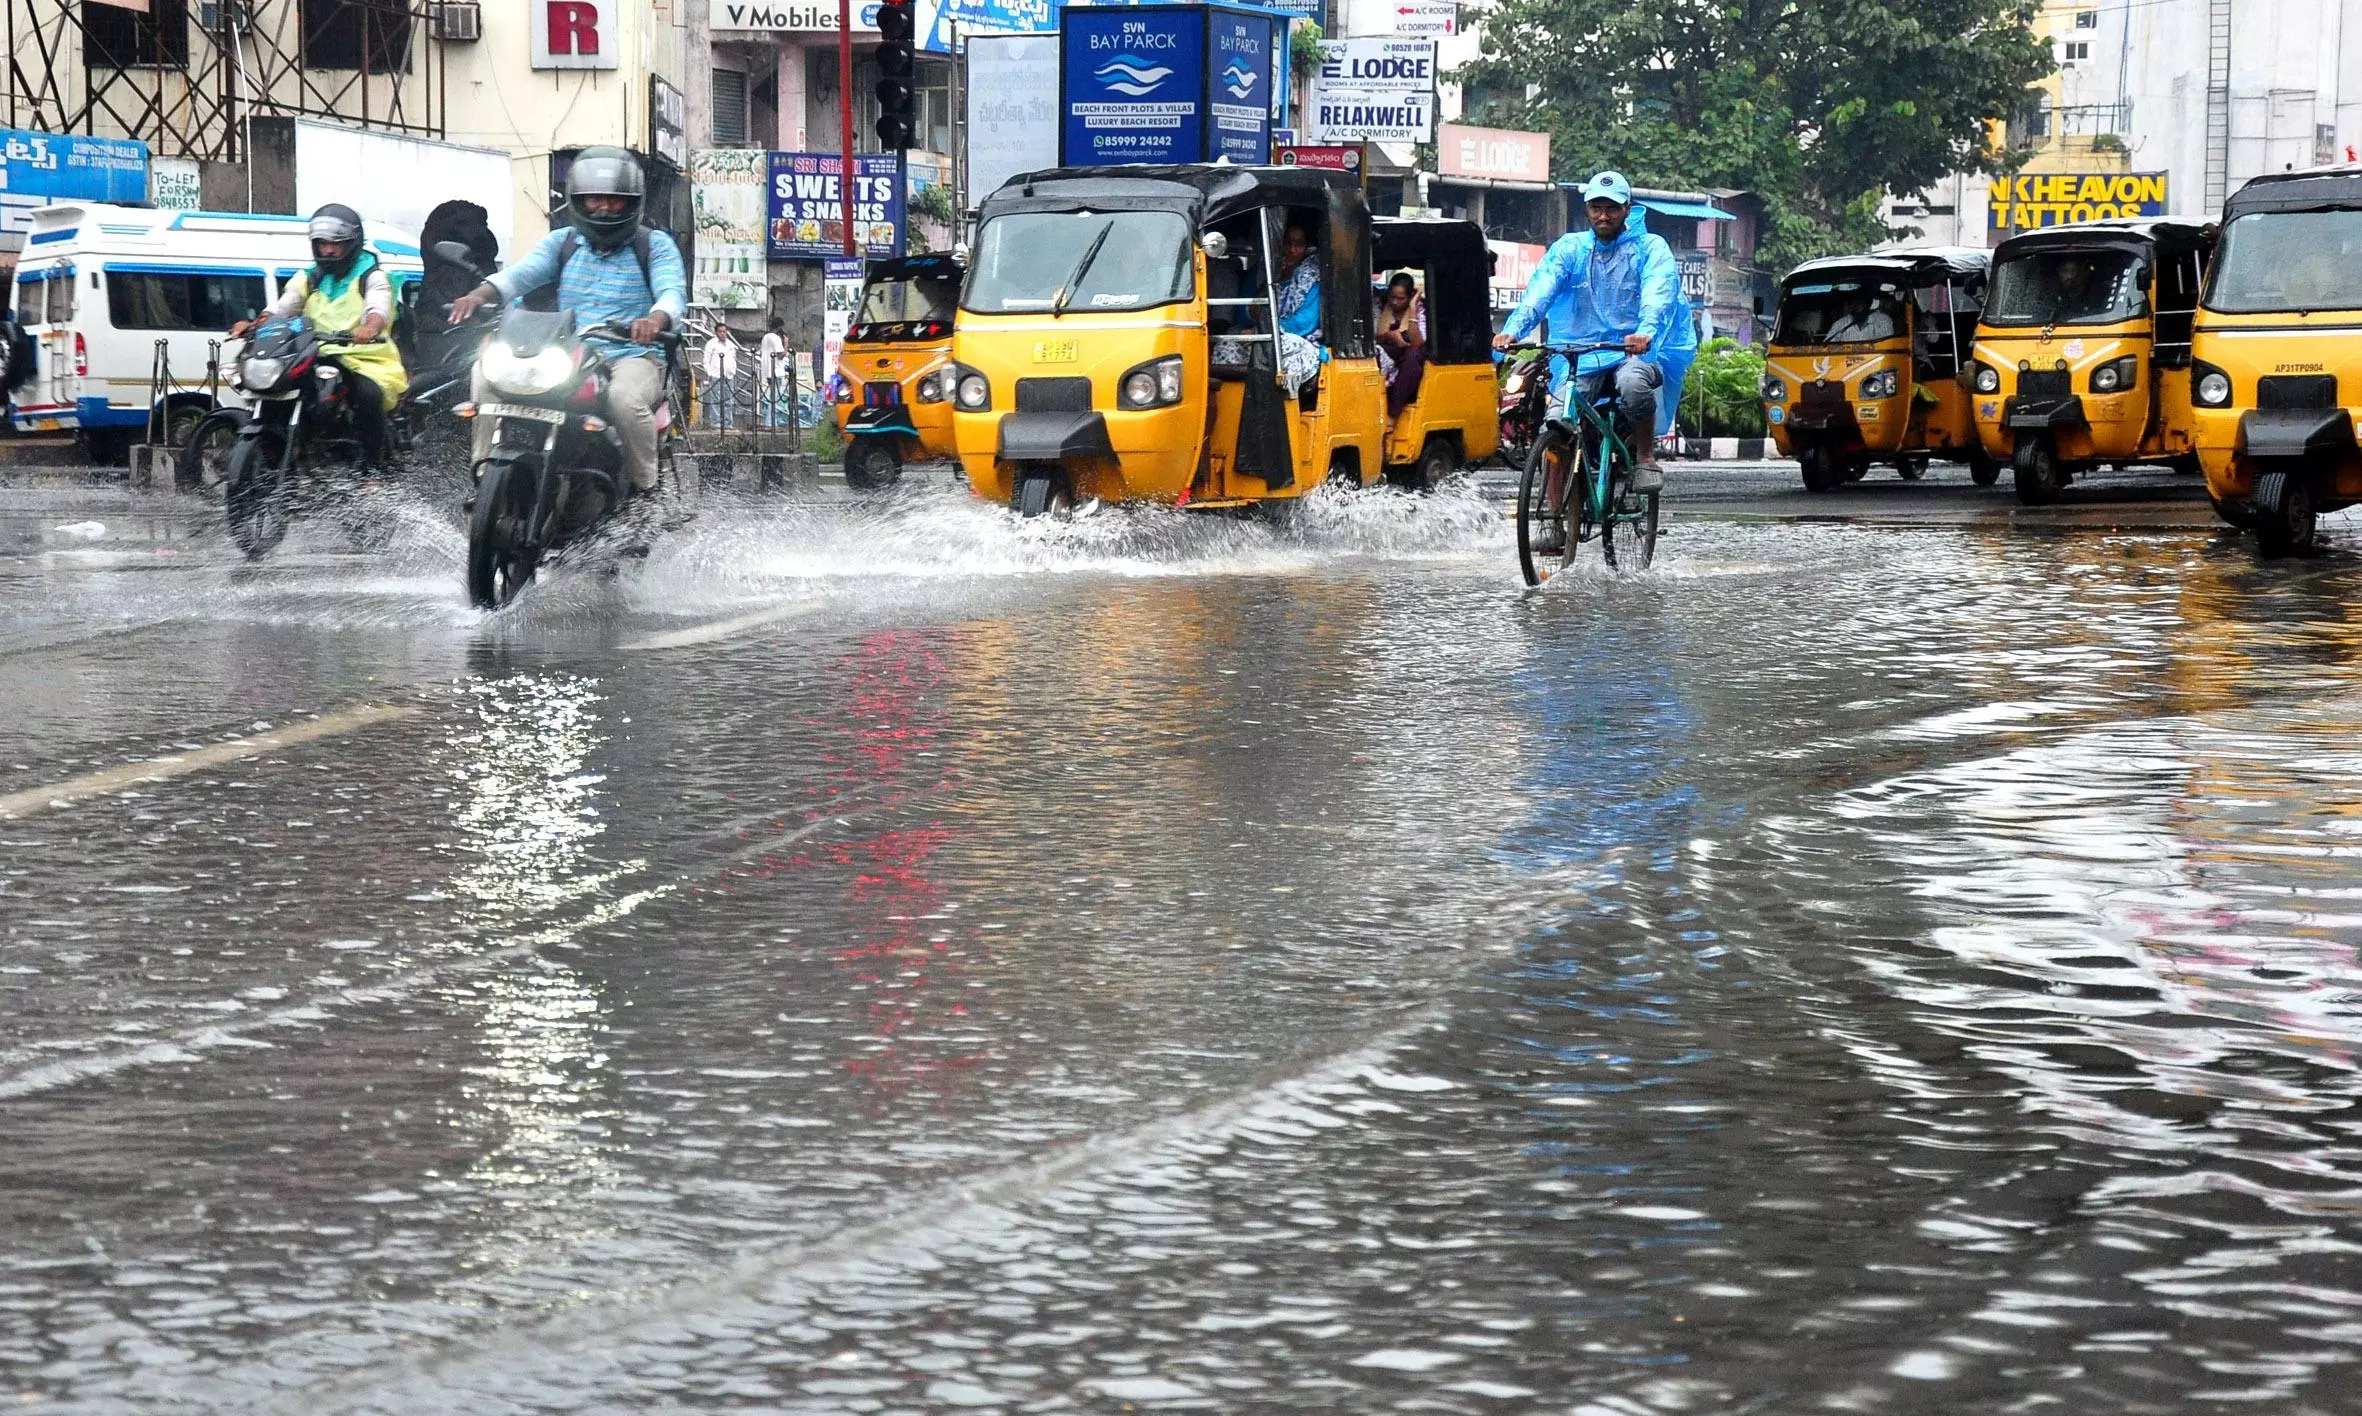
843, 437, 903, 491
178, 408, 244, 497
2012, 440, 2063, 506
2252, 469, 2319, 558
1968, 447, 2001, 487
1014, 469, 1069, 519
1798, 444, 1840, 493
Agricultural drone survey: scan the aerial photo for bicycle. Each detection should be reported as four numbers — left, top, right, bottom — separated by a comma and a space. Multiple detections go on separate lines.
1510, 342, 1662, 585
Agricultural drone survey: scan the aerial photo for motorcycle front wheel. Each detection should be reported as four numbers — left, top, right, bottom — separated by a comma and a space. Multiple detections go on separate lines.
223, 423, 292, 559
467, 459, 542, 609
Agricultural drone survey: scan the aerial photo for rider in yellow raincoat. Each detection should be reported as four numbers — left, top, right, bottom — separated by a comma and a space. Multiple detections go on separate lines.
230, 203, 408, 469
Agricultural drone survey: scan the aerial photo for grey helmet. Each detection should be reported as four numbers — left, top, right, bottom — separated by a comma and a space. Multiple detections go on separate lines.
307, 203, 365, 279
565, 146, 646, 251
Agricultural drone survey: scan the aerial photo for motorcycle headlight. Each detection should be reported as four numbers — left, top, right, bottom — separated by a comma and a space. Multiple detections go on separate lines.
1973, 362, 2000, 393
2196, 365, 2232, 407
2089, 355, 2138, 394
1760, 375, 1786, 403
239, 356, 285, 391
481, 342, 576, 397
1118, 355, 1184, 410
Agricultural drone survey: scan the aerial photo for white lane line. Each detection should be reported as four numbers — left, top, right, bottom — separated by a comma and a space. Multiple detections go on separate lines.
620, 601, 818, 652
0, 703, 411, 820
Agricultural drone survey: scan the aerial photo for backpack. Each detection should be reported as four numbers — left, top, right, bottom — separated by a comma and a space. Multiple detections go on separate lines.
522, 224, 664, 313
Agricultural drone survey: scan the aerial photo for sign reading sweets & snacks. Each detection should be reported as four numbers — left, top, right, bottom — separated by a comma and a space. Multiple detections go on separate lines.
768, 151, 904, 261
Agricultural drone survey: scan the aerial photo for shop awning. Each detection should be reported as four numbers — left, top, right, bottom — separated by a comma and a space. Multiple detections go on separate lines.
1636, 197, 1734, 221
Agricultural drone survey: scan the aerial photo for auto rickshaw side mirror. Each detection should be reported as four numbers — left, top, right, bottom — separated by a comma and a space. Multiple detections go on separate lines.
1201, 231, 1230, 261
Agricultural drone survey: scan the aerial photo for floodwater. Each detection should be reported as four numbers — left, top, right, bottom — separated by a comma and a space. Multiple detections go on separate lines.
3, 480, 2361, 1413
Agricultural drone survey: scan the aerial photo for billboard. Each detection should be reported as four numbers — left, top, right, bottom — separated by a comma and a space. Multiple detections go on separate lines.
1438, 123, 1548, 184
1305, 38, 1435, 144
1987, 172, 2167, 231
713, 0, 883, 31
918, 0, 1061, 51
530, 0, 619, 69
294, 121, 514, 256
691, 149, 770, 309
968, 35, 1062, 203
0, 128, 146, 202
1059, 4, 1274, 167
768, 151, 903, 260
1207, 8, 1274, 165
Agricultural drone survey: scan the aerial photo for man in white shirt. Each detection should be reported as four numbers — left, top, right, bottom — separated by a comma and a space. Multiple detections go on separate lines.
757, 317, 790, 428
702, 323, 740, 430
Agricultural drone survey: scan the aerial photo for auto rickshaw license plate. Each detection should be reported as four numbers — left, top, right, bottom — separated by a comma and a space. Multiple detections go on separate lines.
1032, 339, 1078, 364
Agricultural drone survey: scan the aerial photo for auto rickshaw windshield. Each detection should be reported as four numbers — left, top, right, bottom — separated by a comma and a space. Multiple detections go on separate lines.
1775, 281, 1904, 344
1986, 248, 2148, 325
964, 209, 1195, 314
857, 270, 960, 325
2208, 210, 2362, 313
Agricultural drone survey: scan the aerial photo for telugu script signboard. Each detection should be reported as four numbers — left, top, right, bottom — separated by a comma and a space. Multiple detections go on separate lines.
1305, 38, 1435, 145
1987, 172, 2167, 230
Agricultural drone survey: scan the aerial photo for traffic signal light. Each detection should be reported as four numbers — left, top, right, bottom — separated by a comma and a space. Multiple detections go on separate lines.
873, 0, 916, 150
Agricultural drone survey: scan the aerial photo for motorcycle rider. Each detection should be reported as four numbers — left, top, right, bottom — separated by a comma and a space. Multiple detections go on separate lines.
1493, 170, 1682, 493
230, 203, 408, 470
446, 146, 687, 500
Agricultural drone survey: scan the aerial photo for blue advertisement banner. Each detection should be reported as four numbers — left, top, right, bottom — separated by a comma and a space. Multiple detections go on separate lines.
1208, 10, 1273, 164
1061, 6, 1204, 166
917, 0, 1062, 52
767, 151, 904, 260
0, 128, 147, 203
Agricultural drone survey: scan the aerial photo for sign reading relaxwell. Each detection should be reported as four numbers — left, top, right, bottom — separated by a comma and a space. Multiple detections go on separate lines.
1306, 38, 1435, 145
1058, 4, 1273, 166
1988, 172, 2168, 230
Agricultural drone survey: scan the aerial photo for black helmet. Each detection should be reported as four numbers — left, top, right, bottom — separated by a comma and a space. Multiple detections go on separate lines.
565, 146, 646, 251
308, 203, 365, 279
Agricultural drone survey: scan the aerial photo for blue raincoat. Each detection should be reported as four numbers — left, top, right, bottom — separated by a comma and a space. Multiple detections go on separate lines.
1501, 205, 1697, 437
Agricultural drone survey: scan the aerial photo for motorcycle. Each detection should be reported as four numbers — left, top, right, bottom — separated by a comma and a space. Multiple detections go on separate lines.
1496, 345, 1551, 471
463, 306, 681, 609
220, 317, 389, 558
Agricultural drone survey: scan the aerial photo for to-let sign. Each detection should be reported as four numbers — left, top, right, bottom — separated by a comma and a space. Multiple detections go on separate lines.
1437, 123, 1548, 184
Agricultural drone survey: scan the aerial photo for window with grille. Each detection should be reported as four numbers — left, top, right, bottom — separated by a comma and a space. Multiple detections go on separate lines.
303, 0, 414, 73
83, 0, 192, 70
713, 68, 750, 146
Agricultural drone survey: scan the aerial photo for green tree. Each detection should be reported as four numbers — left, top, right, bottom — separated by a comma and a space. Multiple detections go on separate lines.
1458, 0, 2051, 268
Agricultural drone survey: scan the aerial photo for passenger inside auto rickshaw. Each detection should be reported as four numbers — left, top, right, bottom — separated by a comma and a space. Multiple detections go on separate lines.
1209, 206, 1331, 399
1376, 272, 1426, 421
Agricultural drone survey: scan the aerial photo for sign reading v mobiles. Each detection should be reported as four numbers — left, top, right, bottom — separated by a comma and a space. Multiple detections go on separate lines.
1306, 38, 1435, 144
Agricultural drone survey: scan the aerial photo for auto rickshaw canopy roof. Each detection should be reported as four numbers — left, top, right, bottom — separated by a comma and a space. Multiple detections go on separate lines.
981, 164, 1357, 226
1780, 246, 1990, 294
2222, 165, 2362, 217
1993, 218, 2214, 263
862, 253, 963, 283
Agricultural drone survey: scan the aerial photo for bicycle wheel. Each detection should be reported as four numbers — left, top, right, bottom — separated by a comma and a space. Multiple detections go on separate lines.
1515, 426, 1575, 587
1601, 486, 1659, 570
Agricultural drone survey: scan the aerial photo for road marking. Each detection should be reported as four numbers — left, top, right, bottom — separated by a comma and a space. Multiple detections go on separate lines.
0, 703, 409, 820
620, 601, 818, 652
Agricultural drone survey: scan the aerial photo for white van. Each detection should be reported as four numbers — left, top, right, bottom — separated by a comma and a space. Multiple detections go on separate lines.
10, 203, 421, 457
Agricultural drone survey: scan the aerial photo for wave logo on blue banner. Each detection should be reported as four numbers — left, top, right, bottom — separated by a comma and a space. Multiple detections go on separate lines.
1220, 60, 1258, 100
1094, 55, 1173, 96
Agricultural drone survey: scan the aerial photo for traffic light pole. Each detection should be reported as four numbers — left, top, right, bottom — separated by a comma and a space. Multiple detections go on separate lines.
838, 0, 857, 257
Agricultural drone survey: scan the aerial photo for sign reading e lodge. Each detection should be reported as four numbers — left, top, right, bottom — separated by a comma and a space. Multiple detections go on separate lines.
1059, 4, 1274, 167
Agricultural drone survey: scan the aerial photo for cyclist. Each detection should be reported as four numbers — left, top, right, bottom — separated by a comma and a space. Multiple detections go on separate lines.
230, 203, 407, 471
1492, 170, 1681, 493
448, 146, 687, 499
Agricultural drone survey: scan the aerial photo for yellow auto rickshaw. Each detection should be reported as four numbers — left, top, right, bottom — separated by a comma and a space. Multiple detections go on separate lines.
949, 165, 1388, 515
1970, 219, 2215, 506
1370, 217, 1501, 487
2191, 166, 2362, 556
1763, 248, 1994, 492
829, 253, 963, 489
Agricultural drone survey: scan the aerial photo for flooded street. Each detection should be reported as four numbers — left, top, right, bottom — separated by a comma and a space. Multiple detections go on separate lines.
4, 473, 2362, 1413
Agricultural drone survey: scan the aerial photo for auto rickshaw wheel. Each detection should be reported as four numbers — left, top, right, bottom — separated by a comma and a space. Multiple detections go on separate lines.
1395, 436, 1462, 493
1798, 443, 1840, 494
2208, 495, 2258, 530
1968, 447, 2001, 487
843, 437, 904, 491
1896, 456, 1927, 481
2012, 439, 2063, 507
1013, 466, 1070, 519
2252, 468, 2319, 559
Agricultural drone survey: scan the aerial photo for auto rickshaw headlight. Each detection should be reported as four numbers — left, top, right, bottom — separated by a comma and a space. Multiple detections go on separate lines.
1118, 354, 1185, 410
1861, 370, 1899, 399
954, 366, 991, 410
1972, 362, 1999, 394
915, 369, 948, 403
2089, 355, 2138, 393
1760, 375, 1786, 403
2195, 362, 2232, 407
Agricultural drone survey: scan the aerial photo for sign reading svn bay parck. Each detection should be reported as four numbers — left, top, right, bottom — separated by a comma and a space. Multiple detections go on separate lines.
1988, 172, 2167, 230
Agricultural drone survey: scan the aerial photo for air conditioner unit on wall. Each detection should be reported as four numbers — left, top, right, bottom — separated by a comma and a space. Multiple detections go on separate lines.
434, 3, 483, 42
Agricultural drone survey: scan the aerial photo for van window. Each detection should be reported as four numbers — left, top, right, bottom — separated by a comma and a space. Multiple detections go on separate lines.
107, 271, 267, 331
13, 275, 44, 326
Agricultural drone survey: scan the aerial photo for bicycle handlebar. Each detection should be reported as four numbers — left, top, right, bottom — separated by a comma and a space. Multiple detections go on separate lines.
1500, 340, 1631, 357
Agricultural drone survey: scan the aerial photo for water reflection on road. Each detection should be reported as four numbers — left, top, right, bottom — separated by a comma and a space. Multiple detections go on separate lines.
3, 487, 2361, 1411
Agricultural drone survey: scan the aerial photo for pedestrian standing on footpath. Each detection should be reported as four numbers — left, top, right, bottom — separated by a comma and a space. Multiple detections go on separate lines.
757, 317, 790, 428
703, 323, 740, 431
